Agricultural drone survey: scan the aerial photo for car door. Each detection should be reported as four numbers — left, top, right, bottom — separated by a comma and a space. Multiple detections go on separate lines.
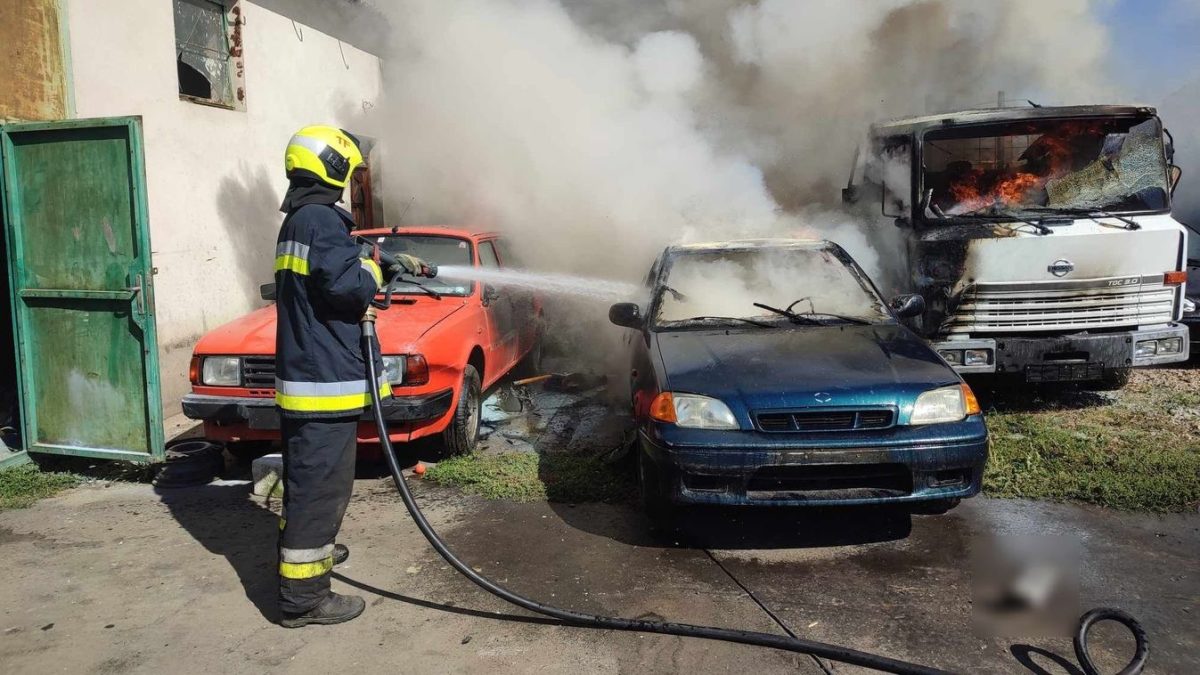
492, 237, 538, 356
478, 239, 518, 377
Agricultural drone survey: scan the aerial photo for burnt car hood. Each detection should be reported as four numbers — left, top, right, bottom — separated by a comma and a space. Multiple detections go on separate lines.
653, 324, 959, 410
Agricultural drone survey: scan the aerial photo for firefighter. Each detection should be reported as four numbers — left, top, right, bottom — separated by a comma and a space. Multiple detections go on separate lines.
273, 125, 427, 627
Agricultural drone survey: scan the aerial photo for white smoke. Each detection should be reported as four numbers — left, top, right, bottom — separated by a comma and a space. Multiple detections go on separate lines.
354, 0, 1117, 362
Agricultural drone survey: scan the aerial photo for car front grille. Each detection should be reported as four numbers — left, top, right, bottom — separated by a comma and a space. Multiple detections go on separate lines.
949, 280, 1175, 334
241, 357, 276, 394
755, 408, 895, 433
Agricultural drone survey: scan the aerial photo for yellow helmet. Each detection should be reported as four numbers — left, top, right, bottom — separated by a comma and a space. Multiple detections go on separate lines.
284, 125, 364, 188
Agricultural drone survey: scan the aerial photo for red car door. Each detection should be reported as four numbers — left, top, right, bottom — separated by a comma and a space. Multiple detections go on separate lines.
478, 239, 518, 380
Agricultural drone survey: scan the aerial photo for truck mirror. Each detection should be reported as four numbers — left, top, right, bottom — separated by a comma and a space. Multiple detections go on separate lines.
260, 283, 277, 302
842, 185, 860, 204
1170, 165, 1182, 196
482, 285, 500, 306
890, 294, 925, 319
609, 303, 644, 329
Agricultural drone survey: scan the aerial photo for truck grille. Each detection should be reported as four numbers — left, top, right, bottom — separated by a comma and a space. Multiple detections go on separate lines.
756, 409, 895, 433
241, 357, 276, 393
948, 280, 1175, 334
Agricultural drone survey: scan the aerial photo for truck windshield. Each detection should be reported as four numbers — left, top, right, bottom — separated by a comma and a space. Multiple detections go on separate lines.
923, 117, 1169, 217
377, 234, 474, 296
653, 245, 889, 329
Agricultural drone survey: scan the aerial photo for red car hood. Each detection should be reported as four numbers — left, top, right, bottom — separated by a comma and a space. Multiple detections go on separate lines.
194, 299, 467, 355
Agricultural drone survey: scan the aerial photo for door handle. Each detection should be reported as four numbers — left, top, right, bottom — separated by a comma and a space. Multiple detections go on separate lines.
126, 274, 145, 316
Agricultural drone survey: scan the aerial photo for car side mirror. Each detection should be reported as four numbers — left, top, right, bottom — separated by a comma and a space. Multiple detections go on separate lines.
609, 303, 644, 329
1169, 165, 1182, 196
482, 285, 499, 306
260, 282, 276, 302
890, 294, 925, 318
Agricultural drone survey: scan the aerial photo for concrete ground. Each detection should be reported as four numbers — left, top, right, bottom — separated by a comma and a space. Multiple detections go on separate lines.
1, 474, 1196, 674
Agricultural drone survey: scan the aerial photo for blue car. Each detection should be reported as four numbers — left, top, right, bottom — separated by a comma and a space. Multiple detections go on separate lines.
609, 239, 988, 523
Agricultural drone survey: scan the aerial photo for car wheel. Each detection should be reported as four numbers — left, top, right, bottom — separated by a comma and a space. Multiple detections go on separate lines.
1090, 368, 1131, 391
442, 365, 482, 456
910, 497, 960, 515
638, 450, 677, 531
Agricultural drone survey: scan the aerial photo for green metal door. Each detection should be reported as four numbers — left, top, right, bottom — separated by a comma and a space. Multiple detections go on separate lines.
1, 117, 164, 462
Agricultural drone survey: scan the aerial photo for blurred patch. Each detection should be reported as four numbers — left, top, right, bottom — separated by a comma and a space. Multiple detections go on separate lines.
972, 533, 1080, 638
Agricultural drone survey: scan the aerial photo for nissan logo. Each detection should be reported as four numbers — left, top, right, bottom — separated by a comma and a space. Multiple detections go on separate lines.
1048, 259, 1075, 277
813, 392, 832, 403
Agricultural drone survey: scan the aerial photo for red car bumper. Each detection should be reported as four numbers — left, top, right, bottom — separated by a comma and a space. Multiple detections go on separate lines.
182, 389, 455, 444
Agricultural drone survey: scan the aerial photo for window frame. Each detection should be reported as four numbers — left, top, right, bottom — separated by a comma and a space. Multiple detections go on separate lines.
173, 0, 245, 111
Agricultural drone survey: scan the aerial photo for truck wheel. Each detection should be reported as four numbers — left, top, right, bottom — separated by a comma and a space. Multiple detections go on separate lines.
638, 451, 677, 532
1091, 368, 1132, 391
442, 365, 482, 456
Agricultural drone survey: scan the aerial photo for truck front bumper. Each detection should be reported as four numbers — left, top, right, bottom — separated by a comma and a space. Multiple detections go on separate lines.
182, 390, 454, 430
933, 324, 1190, 379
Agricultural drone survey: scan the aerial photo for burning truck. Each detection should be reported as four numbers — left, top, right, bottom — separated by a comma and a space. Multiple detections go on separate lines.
845, 105, 1189, 387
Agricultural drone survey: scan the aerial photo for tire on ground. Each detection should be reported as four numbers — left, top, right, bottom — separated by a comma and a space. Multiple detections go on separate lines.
442, 364, 482, 456
638, 450, 678, 532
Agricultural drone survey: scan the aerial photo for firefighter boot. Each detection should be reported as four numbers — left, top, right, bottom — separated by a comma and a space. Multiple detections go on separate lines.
280, 592, 366, 628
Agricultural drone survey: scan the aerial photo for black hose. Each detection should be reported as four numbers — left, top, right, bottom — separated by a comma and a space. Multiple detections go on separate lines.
359, 322, 1146, 675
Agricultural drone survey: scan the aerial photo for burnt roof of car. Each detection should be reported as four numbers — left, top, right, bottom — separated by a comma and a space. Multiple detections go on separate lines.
872, 104, 1158, 136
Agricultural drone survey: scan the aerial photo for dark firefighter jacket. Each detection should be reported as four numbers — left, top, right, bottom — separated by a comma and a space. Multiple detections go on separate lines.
273, 203, 390, 417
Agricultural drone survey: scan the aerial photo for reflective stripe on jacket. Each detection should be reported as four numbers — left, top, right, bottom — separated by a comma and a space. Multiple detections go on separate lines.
274, 204, 389, 417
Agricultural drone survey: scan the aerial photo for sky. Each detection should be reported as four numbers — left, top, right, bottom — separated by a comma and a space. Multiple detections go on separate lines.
1103, 0, 1200, 100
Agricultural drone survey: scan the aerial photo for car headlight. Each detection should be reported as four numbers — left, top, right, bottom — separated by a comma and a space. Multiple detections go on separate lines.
201, 356, 241, 386
649, 392, 739, 429
382, 356, 406, 385
909, 384, 979, 425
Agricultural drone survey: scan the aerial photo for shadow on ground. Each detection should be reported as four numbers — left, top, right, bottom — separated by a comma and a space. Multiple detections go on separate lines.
548, 498, 915, 550
968, 376, 1117, 414
156, 482, 279, 621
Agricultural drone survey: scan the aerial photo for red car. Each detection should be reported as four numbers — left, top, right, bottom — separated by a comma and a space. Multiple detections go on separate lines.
182, 227, 542, 454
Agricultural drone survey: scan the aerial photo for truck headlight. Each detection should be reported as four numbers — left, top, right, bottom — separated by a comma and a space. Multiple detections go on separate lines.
963, 349, 991, 366
937, 349, 963, 365
649, 392, 739, 429
201, 357, 241, 386
382, 356, 406, 385
910, 384, 980, 425
1134, 340, 1157, 358
1158, 337, 1183, 355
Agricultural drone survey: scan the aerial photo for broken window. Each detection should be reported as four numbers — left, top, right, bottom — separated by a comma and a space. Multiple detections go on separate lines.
173, 0, 244, 109
654, 245, 889, 328
922, 117, 1170, 217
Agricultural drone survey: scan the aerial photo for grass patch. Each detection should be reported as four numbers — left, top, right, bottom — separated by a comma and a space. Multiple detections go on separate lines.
982, 376, 1200, 512
0, 464, 83, 510
425, 452, 634, 503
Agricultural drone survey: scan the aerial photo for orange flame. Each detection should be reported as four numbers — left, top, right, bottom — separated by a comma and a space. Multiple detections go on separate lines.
942, 120, 1107, 213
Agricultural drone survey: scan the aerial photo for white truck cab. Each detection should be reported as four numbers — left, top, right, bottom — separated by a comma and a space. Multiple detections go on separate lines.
847, 105, 1189, 386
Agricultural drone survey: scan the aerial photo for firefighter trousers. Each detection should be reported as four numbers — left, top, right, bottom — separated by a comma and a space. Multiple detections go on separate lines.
278, 415, 358, 614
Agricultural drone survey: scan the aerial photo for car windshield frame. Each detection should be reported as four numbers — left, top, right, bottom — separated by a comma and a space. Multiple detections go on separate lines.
647, 243, 893, 332
918, 115, 1172, 224
373, 233, 476, 297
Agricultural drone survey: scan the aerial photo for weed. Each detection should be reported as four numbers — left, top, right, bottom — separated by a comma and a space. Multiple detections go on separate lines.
0, 465, 83, 510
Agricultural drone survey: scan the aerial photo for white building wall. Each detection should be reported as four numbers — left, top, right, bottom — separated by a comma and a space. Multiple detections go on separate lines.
64, 0, 383, 414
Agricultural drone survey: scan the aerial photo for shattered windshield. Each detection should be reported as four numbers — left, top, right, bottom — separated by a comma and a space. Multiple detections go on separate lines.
653, 245, 890, 329
923, 117, 1169, 217
377, 235, 474, 296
